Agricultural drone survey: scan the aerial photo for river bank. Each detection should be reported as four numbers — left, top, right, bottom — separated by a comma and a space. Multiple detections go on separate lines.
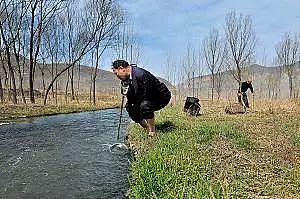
127, 99, 300, 198
0, 96, 121, 121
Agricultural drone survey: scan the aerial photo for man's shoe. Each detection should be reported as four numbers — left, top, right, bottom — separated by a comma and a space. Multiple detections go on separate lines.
139, 119, 148, 132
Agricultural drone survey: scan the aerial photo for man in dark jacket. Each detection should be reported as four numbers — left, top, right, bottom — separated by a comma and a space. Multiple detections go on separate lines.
112, 60, 171, 136
238, 80, 254, 108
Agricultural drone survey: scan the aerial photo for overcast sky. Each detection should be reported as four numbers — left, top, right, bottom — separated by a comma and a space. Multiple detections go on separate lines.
104, 0, 300, 77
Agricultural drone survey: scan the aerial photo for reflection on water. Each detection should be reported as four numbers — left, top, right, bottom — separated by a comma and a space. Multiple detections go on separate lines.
0, 109, 130, 199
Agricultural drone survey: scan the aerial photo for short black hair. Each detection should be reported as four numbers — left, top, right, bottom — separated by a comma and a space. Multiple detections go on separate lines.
112, 60, 129, 69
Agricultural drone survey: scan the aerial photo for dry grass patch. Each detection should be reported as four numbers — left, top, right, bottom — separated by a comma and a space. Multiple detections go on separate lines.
0, 93, 120, 121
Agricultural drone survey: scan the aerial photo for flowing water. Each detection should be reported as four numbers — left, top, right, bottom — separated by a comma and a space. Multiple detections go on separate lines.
0, 109, 131, 199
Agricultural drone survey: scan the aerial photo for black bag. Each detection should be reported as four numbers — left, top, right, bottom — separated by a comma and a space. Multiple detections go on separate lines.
183, 97, 201, 116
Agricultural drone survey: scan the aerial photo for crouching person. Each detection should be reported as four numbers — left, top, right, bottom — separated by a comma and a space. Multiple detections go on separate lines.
112, 60, 171, 137
238, 80, 254, 108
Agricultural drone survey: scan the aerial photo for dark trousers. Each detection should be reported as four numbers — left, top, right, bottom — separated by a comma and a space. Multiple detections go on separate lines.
126, 94, 171, 123
238, 92, 249, 108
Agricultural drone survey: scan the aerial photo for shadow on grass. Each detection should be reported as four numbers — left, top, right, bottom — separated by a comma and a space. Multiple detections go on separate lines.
156, 121, 176, 132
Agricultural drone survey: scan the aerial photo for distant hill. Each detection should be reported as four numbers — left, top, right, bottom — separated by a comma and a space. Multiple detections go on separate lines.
179, 63, 300, 100
0, 55, 174, 95
2, 54, 299, 100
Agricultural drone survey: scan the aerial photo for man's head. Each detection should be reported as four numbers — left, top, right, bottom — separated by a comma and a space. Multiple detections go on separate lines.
112, 60, 131, 81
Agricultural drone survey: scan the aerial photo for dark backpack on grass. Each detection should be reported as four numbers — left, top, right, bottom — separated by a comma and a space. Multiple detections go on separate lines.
183, 97, 201, 116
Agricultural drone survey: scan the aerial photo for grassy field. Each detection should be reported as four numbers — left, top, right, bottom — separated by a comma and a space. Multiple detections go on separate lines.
127, 99, 300, 198
0, 93, 121, 121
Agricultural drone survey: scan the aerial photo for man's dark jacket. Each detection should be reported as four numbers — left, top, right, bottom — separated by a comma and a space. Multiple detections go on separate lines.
240, 81, 253, 93
126, 66, 171, 105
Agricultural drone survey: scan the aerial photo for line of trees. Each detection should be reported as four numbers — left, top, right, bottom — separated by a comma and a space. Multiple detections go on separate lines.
275, 33, 300, 99
0, 0, 140, 105
164, 10, 300, 102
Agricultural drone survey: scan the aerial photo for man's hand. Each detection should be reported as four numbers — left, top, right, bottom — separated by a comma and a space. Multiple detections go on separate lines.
121, 80, 130, 95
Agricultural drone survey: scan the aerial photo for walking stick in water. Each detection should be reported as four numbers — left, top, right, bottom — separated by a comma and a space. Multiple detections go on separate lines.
117, 80, 129, 140
117, 95, 125, 140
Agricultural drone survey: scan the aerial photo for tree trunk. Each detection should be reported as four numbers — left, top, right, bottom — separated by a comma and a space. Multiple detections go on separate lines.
0, 76, 3, 103
41, 71, 46, 94
92, 71, 97, 105
237, 64, 242, 93
29, 8, 36, 103
89, 72, 92, 104
65, 69, 70, 104
55, 62, 58, 105
77, 62, 81, 102
192, 71, 195, 97
0, 24, 17, 104
13, 46, 26, 104
5, 48, 17, 104
216, 73, 222, 101
19, 73, 26, 104
288, 75, 293, 99
211, 73, 215, 101
51, 61, 54, 99
71, 66, 75, 100
0, 56, 8, 102
29, 1, 40, 104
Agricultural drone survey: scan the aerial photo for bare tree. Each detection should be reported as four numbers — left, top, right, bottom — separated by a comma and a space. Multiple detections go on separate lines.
182, 43, 197, 97
88, 0, 124, 105
194, 49, 205, 98
43, 18, 59, 100
4, 0, 31, 104
76, 60, 80, 101
56, 9, 71, 103
0, 31, 5, 103
28, 0, 65, 103
40, 60, 47, 92
224, 11, 256, 89
0, 47, 3, 102
38, 44, 51, 94
162, 51, 180, 104
202, 28, 226, 101
0, 0, 19, 104
43, 0, 123, 105
162, 51, 173, 83
215, 70, 225, 100
113, 21, 141, 64
0, 74, 3, 102
0, 51, 9, 102
65, 2, 76, 101
265, 70, 281, 99
89, 49, 95, 103
48, 16, 64, 104
275, 32, 299, 99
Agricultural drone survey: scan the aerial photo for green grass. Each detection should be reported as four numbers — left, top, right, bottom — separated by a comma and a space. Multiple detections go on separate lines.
292, 134, 300, 147
127, 104, 300, 198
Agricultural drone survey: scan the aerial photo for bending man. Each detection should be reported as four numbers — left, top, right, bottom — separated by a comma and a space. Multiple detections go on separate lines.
112, 60, 171, 136
238, 80, 254, 108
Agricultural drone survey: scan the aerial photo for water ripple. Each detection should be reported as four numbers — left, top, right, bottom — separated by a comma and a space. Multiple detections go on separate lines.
0, 109, 130, 198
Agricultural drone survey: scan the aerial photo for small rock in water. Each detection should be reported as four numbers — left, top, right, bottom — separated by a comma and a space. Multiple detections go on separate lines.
100, 143, 129, 153
0, 122, 10, 126
110, 143, 128, 151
